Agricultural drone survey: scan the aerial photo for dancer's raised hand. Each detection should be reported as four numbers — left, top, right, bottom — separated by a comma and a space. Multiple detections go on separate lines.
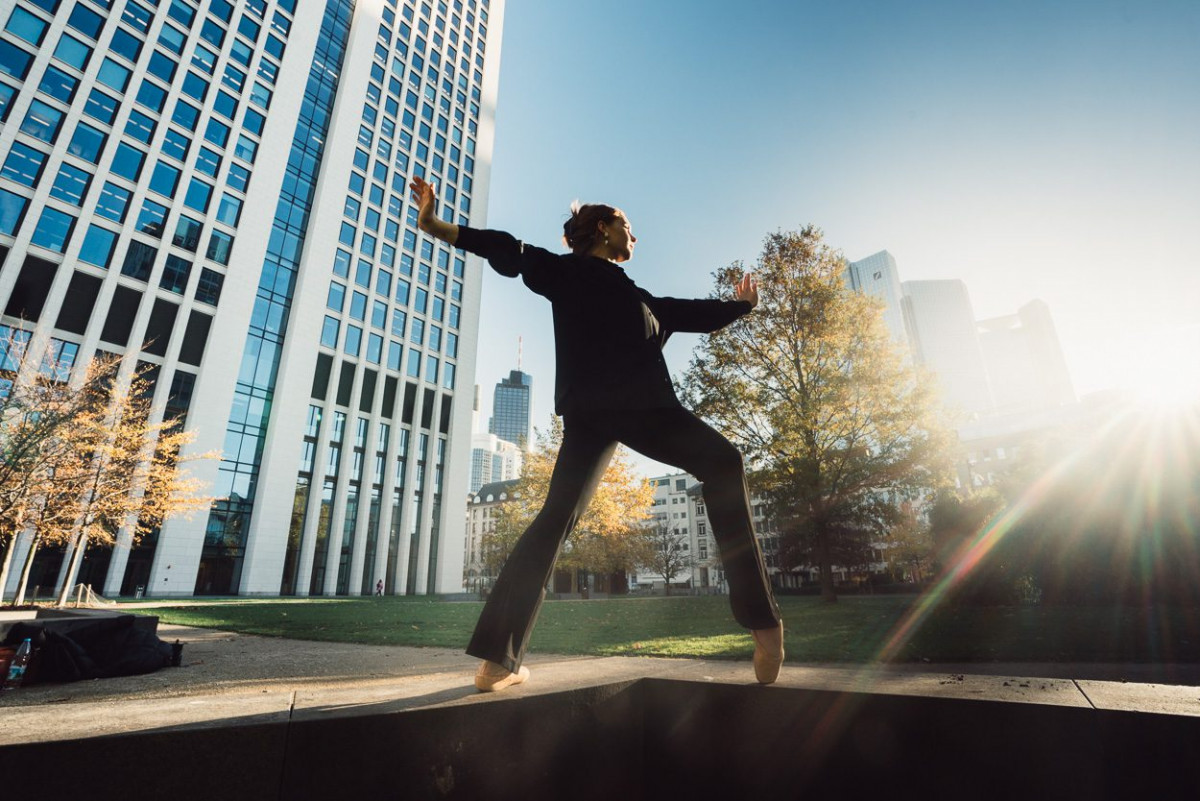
408, 177, 458, 244
734, 272, 759, 308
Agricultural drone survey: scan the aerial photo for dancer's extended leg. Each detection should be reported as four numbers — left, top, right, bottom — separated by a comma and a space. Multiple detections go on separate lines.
466, 417, 616, 674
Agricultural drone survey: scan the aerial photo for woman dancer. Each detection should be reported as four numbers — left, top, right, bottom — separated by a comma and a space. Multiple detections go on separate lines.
409, 177, 784, 691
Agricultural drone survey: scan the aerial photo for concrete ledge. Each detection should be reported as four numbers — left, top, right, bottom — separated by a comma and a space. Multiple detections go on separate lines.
1, 660, 1198, 800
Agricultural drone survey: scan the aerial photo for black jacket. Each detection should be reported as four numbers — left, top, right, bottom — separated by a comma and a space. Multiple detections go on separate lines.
456, 226, 752, 415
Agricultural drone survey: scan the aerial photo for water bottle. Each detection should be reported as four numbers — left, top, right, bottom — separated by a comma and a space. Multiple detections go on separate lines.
3, 638, 32, 690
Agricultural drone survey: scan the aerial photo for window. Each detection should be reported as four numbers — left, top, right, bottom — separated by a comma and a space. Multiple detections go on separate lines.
109, 29, 142, 63
136, 80, 167, 113
149, 162, 181, 197
147, 52, 177, 84
249, 82, 271, 110
205, 119, 230, 148
213, 89, 237, 119
200, 20, 225, 48
195, 268, 224, 305
78, 225, 117, 268
410, 318, 425, 345
31, 207, 76, 253
181, 71, 209, 102
121, 240, 157, 281
41, 338, 79, 382
206, 230, 233, 264
0, 83, 16, 122
161, 129, 190, 161
367, 334, 383, 364
191, 44, 217, 74
424, 355, 438, 383
38, 65, 78, 103
172, 99, 201, 129
0, 39, 34, 80
52, 35, 90, 71
349, 291, 367, 321
95, 183, 131, 222
121, 1, 153, 33
406, 350, 421, 377
230, 38, 252, 67
168, 0, 196, 27
125, 109, 156, 143
50, 164, 91, 206
372, 300, 387, 329
327, 282, 346, 311
391, 309, 406, 337
183, 178, 212, 213
173, 215, 203, 251
215, 194, 242, 227
159, 24, 187, 55
21, 100, 63, 143
84, 89, 118, 123
6, 7, 49, 46
226, 163, 250, 192
345, 325, 362, 357
136, 199, 168, 236
243, 109, 266, 136
234, 135, 257, 162
388, 341, 402, 371
0, 189, 28, 235
1, 143, 47, 187
222, 63, 245, 92
195, 147, 221, 177
160, 254, 192, 294
321, 316, 340, 348
66, 122, 106, 163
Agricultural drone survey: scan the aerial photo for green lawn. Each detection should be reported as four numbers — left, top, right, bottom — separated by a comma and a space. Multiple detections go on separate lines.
140, 594, 1200, 664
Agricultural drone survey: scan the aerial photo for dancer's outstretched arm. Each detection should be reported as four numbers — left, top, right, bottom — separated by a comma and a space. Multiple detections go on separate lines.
409, 177, 562, 298
643, 273, 759, 334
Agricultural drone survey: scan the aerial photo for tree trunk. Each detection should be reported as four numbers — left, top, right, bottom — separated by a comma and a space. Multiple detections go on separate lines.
56, 532, 88, 607
0, 532, 15, 605
15, 534, 40, 606
816, 527, 838, 603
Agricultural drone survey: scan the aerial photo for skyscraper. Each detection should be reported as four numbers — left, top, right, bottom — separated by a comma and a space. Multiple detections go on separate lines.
901, 279, 994, 417
488, 367, 530, 447
978, 299, 1075, 414
844, 250, 908, 346
0, 0, 506, 597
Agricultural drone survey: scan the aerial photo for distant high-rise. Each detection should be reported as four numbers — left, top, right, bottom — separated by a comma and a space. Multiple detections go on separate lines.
845, 251, 908, 345
489, 368, 531, 447
978, 300, 1075, 414
901, 280, 994, 417
0, 0, 508, 599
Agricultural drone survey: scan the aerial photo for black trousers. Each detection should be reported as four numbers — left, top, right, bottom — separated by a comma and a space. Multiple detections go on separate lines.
467, 406, 781, 672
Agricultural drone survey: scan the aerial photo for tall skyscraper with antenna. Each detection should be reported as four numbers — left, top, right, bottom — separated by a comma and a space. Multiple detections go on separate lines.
488, 337, 531, 448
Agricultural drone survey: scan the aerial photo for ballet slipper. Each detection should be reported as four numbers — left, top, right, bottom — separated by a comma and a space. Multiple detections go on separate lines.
751, 620, 785, 684
474, 660, 530, 692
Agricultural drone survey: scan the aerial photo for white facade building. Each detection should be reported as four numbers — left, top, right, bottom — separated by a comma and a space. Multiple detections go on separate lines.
0, 0, 506, 598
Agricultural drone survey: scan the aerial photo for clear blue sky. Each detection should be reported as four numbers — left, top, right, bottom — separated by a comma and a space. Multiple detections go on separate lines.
474, 0, 1200, 473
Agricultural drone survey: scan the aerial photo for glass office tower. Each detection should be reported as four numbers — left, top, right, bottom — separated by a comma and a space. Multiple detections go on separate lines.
0, 0, 504, 597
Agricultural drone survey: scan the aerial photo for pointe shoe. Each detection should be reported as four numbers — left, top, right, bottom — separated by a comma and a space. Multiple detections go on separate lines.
751, 620, 785, 684
474, 660, 530, 692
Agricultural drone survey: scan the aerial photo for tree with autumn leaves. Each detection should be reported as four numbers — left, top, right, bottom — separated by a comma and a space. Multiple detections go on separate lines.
680, 226, 953, 601
0, 345, 214, 606
484, 416, 656, 591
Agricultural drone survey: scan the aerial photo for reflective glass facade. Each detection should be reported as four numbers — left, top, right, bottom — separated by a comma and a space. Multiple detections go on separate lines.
1, 0, 501, 599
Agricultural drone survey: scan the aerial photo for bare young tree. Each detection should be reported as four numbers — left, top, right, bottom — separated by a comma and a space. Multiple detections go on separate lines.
642, 522, 695, 595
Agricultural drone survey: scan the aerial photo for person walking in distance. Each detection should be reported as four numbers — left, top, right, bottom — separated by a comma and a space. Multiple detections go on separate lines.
409, 177, 784, 692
